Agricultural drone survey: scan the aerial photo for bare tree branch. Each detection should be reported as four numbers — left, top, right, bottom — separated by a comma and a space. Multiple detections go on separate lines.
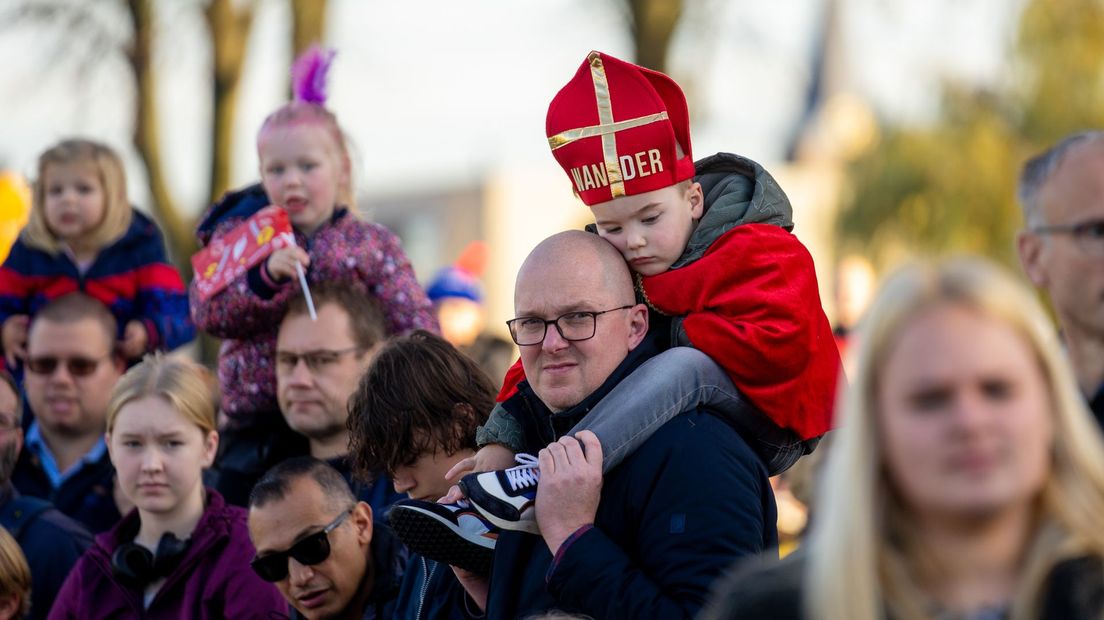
290, 0, 327, 58
625, 0, 683, 71
124, 0, 193, 263
203, 0, 257, 206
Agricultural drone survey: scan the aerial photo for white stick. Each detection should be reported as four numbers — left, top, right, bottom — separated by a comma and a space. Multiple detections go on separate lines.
295, 262, 317, 321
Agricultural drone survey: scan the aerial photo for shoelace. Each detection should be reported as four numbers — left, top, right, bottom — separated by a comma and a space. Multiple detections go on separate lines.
503, 453, 540, 492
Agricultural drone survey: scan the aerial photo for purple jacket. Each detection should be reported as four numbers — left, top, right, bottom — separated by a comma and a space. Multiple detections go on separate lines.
190, 185, 438, 424
47, 489, 286, 620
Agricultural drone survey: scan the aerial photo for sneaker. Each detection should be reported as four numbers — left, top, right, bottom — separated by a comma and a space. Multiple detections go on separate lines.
459, 453, 541, 535
387, 499, 497, 575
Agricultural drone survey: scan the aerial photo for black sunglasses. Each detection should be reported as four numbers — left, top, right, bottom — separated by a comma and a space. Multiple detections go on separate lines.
250, 509, 351, 582
26, 354, 111, 377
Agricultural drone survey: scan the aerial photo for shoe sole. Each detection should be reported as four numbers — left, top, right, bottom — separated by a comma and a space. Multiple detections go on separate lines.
459, 480, 542, 536
388, 504, 495, 575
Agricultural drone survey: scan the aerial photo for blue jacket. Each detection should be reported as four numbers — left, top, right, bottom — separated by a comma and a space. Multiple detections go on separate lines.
11, 443, 120, 534
487, 333, 778, 619
0, 484, 92, 620
0, 208, 193, 355
394, 555, 483, 620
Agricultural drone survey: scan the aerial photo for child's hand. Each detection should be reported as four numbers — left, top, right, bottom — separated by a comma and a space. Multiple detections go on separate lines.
2, 315, 29, 368
266, 246, 311, 282
445, 443, 519, 482
119, 320, 149, 360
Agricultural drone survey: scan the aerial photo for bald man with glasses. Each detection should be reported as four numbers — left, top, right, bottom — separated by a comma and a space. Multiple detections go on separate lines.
444, 231, 776, 619
1018, 131, 1104, 425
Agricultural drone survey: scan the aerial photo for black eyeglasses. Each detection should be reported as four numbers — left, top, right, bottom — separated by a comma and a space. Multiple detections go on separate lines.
275, 347, 362, 373
1032, 219, 1104, 256
26, 354, 112, 377
250, 508, 351, 582
506, 305, 634, 346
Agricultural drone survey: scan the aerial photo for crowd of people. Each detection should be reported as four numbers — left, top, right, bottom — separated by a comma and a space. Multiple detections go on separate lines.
0, 45, 1099, 620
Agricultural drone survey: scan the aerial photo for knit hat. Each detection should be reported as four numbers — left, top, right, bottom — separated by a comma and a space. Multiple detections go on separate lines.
546, 51, 695, 206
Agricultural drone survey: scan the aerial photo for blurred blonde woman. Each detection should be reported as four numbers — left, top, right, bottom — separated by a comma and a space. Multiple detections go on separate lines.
0, 528, 31, 620
703, 257, 1104, 620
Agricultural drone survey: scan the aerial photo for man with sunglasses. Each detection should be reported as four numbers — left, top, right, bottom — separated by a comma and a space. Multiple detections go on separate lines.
12, 293, 124, 533
0, 368, 93, 620
1018, 130, 1104, 425
248, 457, 407, 620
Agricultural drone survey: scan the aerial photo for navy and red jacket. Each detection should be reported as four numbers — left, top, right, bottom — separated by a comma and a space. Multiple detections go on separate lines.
0, 208, 193, 355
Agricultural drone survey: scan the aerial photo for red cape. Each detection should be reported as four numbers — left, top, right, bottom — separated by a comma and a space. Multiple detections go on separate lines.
640, 224, 840, 439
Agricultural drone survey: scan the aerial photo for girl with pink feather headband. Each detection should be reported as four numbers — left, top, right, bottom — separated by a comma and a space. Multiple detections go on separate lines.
188, 46, 438, 507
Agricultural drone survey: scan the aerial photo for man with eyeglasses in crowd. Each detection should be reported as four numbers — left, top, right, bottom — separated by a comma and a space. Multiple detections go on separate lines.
247, 456, 408, 620
12, 293, 124, 533
275, 285, 404, 516
212, 284, 405, 516
1018, 130, 1104, 425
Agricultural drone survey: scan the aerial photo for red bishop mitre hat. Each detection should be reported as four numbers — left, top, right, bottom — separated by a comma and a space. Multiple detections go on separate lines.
546, 51, 695, 206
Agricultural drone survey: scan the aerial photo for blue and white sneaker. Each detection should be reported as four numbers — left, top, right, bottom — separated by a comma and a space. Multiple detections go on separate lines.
387, 498, 497, 575
459, 453, 541, 535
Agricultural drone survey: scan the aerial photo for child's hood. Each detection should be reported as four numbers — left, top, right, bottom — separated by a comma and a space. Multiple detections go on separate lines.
194, 184, 271, 245
677, 152, 795, 268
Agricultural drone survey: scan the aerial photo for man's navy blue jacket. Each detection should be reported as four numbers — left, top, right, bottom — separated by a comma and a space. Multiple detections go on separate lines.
0, 484, 92, 620
486, 333, 778, 619
11, 446, 120, 534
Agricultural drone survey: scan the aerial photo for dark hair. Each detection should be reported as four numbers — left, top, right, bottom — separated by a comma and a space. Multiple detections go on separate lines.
248, 456, 355, 512
282, 283, 387, 350
347, 330, 494, 480
1017, 130, 1104, 226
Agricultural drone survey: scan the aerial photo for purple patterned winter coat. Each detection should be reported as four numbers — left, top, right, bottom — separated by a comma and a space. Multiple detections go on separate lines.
190, 184, 438, 425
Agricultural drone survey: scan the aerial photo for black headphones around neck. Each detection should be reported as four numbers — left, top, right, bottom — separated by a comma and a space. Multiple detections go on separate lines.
111, 532, 191, 587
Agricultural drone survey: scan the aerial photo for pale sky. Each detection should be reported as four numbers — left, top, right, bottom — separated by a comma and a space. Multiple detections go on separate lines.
0, 0, 1025, 217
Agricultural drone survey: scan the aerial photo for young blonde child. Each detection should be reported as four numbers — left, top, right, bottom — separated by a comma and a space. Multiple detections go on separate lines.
48, 354, 284, 618
0, 139, 193, 369
190, 47, 437, 504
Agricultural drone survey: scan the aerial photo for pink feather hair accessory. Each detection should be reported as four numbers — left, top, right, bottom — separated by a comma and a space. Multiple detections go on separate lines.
291, 45, 336, 105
